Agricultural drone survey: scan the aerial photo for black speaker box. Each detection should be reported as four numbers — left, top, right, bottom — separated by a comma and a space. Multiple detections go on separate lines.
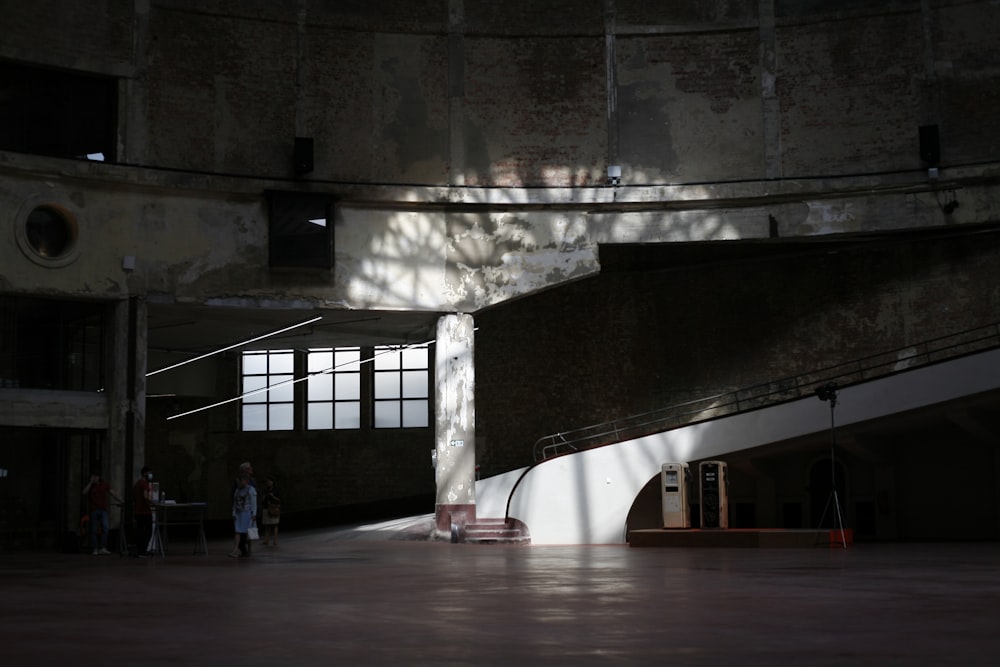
919, 125, 940, 166
294, 137, 314, 175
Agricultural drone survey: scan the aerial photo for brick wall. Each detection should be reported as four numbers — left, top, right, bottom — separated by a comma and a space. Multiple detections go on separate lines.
475, 229, 1000, 474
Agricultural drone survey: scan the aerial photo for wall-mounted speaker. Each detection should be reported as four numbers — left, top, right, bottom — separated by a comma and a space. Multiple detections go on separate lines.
919, 125, 940, 166
294, 137, 314, 175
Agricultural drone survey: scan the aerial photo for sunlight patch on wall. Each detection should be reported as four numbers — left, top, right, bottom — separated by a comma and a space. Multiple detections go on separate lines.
348, 210, 449, 310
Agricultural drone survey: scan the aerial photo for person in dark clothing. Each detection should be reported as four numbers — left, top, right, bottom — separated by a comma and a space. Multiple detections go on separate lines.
133, 466, 154, 557
260, 477, 281, 547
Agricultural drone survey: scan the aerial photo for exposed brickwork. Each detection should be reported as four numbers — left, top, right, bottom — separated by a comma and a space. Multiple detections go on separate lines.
462, 36, 607, 186
617, 0, 758, 26
463, 0, 605, 35
1, 0, 133, 66
4, 0, 1000, 532
777, 11, 925, 175
932, 2, 1000, 164
616, 29, 762, 181
475, 231, 1000, 474
146, 9, 299, 175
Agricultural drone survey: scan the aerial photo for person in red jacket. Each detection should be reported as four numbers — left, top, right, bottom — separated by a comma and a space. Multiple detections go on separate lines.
82, 471, 121, 555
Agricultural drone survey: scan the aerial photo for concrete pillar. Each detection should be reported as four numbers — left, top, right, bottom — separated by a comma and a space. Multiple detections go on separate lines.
433, 313, 476, 535
108, 297, 146, 526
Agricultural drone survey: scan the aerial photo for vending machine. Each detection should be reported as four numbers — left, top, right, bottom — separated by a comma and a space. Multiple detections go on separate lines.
699, 460, 728, 529
660, 462, 691, 528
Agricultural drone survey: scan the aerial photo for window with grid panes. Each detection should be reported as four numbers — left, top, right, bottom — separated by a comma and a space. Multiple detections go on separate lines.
306, 347, 361, 429
373, 344, 429, 428
241, 350, 295, 431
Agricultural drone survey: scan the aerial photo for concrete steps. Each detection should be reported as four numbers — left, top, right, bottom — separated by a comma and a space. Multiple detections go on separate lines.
462, 517, 530, 545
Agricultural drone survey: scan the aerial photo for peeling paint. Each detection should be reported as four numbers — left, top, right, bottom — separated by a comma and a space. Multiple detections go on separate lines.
434, 313, 476, 508
804, 200, 858, 236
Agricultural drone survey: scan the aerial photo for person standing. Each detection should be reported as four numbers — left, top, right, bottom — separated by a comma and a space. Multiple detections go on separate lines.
230, 472, 257, 558
132, 466, 154, 557
231, 461, 256, 555
82, 471, 121, 555
260, 477, 281, 547
237, 461, 256, 489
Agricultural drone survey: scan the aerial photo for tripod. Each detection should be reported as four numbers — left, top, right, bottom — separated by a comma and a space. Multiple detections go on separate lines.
816, 383, 848, 548
113, 502, 129, 556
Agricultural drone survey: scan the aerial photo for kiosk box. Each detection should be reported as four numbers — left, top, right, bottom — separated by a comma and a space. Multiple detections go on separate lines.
661, 462, 691, 529
699, 460, 729, 529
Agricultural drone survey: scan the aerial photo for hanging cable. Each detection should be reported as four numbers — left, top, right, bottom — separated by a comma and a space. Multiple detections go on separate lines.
147, 316, 323, 377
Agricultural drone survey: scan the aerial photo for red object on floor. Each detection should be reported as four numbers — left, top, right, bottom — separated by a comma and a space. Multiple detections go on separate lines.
829, 528, 853, 546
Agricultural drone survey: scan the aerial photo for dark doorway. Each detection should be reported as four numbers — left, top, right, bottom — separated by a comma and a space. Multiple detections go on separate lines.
0, 427, 105, 551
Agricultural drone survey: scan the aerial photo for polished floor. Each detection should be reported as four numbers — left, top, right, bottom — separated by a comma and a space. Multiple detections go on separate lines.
3, 517, 1000, 666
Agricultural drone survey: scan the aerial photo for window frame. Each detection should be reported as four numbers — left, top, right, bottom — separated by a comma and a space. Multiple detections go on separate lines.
240, 349, 296, 432
266, 191, 335, 269
0, 60, 118, 162
239, 344, 433, 433
372, 344, 431, 429
305, 346, 362, 430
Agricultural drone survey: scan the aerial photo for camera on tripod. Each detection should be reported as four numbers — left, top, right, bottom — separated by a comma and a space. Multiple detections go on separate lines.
815, 382, 838, 404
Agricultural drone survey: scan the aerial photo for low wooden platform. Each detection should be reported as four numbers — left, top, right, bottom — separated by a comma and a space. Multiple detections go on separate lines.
628, 527, 853, 548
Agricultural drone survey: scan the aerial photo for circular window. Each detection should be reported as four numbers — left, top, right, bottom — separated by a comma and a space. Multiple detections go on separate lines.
14, 200, 81, 267
26, 206, 76, 257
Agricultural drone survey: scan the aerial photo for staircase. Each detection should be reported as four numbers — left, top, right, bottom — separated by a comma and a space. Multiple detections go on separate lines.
461, 517, 530, 545
531, 321, 1000, 462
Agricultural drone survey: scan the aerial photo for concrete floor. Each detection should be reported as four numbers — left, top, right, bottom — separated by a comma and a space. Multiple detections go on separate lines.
3, 517, 1000, 666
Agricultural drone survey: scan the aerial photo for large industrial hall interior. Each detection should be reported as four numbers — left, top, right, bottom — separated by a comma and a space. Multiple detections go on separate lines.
2, 1, 1000, 664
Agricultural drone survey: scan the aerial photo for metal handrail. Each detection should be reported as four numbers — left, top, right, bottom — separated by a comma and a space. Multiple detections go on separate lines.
531, 322, 1000, 462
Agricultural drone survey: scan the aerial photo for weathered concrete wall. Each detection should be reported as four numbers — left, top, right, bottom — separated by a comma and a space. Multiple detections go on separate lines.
3, 1, 1000, 313
775, 7, 921, 175
474, 228, 1000, 474
1, 0, 134, 71
4, 159, 999, 313
2, 0, 1000, 530
3, 1, 997, 189
0, 389, 108, 429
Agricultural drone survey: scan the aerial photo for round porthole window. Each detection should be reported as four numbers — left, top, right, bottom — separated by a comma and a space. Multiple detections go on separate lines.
15, 200, 81, 267
26, 206, 76, 257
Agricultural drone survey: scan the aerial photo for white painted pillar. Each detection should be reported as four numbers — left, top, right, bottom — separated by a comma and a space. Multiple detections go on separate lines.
433, 313, 476, 535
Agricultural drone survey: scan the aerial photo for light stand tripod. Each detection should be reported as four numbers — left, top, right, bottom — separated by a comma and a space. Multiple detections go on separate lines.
114, 502, 129, 556
815, 383, 848, 548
